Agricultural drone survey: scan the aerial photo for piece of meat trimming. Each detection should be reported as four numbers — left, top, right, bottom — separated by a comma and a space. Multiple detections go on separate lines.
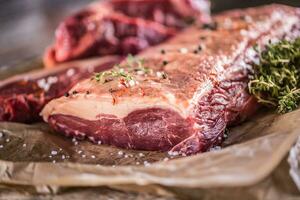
42, 5, 300, 155
0, 56, 120, 123
44, 0, 210, 67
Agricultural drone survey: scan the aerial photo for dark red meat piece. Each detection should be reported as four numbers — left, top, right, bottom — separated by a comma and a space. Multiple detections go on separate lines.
44, 0, 210, 67
0, 57, 120, 123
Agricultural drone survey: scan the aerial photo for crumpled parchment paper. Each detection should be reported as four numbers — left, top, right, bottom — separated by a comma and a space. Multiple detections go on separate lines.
0, 60, 300, 200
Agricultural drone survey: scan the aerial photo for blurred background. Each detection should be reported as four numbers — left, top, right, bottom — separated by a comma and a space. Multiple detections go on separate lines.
0, 0, 299, 68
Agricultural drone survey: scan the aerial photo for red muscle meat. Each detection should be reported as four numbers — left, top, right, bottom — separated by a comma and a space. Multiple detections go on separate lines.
44, 0, 210, 67
0, 57, 120, 123
42, 5, 300, 155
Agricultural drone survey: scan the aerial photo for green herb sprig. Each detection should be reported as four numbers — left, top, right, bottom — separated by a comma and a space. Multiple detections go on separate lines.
93, 69, 134, 84
92, 55, 151, 84
248, 37, 300, 113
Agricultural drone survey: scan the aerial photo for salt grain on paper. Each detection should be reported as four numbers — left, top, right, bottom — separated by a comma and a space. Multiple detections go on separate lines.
143, 161, 151, 167
138, 153, 144, 157
128, 80, 136, 87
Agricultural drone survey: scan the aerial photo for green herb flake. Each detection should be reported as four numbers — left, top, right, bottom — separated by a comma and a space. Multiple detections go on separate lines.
92, 55, 152, 84
248, 37, 300, 113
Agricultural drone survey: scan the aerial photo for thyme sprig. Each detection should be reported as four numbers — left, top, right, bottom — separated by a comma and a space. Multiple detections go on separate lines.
248, 37, 300, 113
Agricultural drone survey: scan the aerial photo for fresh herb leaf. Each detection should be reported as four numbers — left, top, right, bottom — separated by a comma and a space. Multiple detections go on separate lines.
92, 55, 151, 84
248, 37, 300, 113
93, 69, 134, 84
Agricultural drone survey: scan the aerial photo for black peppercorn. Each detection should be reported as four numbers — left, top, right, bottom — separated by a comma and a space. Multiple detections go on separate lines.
160, 49, 166, 54
239, 15, 246, 21
163, 60, 168, 66
64, 92, 70, 97
201, 22, 218, 30
198, 45, 202, 51
72, 90, 78, 95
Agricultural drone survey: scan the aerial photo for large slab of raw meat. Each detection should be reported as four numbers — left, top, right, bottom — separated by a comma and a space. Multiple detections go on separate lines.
42, 5, 300, 155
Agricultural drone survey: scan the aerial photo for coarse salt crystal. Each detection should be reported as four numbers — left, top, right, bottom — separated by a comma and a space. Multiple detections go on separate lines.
179, 48, 188, 54
163, 157, 169, 162
143, 161, 151, 167
47, 76, 58, 84
51, 150, 58, 155
138, 153, 144, 157
118, 151, 124, 156
66, 69, 75, 77
137, 70, 145, 75
128, 80, 136, 87
91, 155, 96, 159
168, 151, 179, 156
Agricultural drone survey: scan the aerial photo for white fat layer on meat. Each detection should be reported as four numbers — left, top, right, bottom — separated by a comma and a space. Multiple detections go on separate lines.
188, 79, 213, 112
41, 94, 188, 122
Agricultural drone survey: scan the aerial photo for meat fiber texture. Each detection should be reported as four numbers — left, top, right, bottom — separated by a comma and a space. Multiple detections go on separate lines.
42, 5, 300, 155
0, 56, 120, 123
43, 0, 210, 67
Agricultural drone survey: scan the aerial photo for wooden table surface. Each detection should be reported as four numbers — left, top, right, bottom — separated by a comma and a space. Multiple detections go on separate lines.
0, 0, 299, 70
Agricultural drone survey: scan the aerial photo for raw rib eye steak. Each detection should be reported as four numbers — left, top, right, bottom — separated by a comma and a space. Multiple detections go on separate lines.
42, 5, 300, 155
44, 0, 210, 67
0, 57, 120, 123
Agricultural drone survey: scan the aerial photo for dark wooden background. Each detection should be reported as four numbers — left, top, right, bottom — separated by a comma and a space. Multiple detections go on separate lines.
0, 0, 299, 69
